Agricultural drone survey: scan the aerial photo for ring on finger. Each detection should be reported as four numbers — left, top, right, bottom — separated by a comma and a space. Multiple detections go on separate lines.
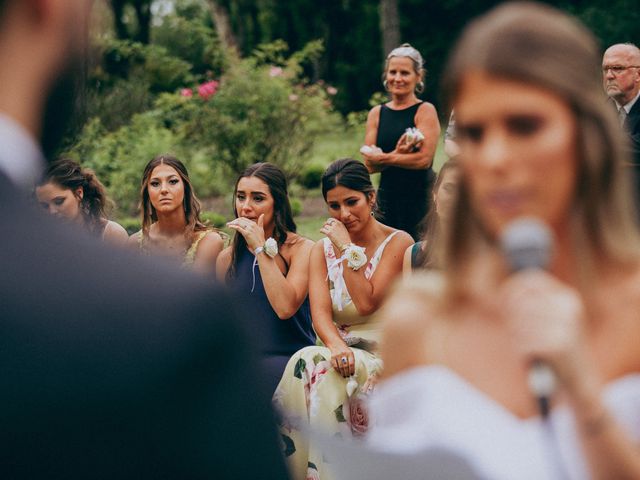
341, 356, 348, 365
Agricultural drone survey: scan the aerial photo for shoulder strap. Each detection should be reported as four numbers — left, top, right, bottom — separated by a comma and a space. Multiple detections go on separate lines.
371, 230, 400, 263
185, 230, 209, 260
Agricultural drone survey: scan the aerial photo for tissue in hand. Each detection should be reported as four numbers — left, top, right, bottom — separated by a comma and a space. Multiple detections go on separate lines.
360, 145, 383, 155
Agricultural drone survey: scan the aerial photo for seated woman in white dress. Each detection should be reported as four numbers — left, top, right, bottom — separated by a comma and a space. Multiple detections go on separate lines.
273, 158, 413, 480
369, 3, 640, 480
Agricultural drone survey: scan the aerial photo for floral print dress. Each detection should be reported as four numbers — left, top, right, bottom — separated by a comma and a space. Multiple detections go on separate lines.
273, 231, 399, 480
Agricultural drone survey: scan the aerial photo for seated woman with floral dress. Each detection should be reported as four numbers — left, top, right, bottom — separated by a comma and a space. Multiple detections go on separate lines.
273, 158, 413, 480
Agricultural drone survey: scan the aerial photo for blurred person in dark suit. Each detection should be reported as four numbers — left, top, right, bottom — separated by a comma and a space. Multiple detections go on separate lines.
0, 1, 288, 478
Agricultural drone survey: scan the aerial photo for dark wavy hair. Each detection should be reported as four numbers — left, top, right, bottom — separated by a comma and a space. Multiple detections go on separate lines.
321, 158, 377, 214
38, 158, 112, 235
414, 159, 460, 269
228, 163, 297, 278
139, 155, 208, 243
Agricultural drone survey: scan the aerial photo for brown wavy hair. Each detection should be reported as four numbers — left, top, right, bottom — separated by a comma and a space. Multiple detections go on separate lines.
38, 157, 112, 235
139, 155, 208, 243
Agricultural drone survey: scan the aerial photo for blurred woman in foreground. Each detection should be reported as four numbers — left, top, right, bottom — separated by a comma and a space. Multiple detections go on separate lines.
370, 3, 640, 479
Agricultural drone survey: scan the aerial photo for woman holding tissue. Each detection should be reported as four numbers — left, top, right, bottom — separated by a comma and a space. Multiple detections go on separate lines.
361, 43, 441, 240
369, 4, 640, 480
217, 162, 315, 394
273, 159, 412, 480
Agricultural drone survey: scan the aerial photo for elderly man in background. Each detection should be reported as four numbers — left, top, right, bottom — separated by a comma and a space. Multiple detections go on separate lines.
603, 43, 640, 202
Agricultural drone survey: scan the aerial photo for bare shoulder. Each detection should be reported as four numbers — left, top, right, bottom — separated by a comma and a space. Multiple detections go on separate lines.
126, 229, 142, 247
217, 245, 232, 264
103, 220, 128, 244
199, 230, 225, 249
285, 232, 314, 250
416, 101, 438, 118
377, 272, 448, 378
383, 227, 414, 252
381, 271, 447, 328
215, 246, 232, 280
367, 105, 382, 124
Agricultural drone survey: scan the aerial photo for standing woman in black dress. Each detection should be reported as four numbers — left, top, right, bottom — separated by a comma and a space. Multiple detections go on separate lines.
361, 43, 441, 240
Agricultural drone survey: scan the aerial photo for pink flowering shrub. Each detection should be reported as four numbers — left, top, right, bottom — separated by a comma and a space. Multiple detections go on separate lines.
197, 80, 219, 100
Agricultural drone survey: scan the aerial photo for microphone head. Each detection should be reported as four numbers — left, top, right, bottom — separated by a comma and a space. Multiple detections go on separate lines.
500, 217, 553, 272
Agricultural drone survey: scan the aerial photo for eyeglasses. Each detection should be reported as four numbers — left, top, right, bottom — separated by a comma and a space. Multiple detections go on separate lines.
602, 65, 640, 75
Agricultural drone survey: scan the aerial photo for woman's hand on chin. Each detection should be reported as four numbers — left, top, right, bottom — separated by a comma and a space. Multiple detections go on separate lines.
226, 214, 267, 251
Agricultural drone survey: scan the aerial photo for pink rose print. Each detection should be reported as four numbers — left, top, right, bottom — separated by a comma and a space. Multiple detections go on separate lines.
348, 394, 369, 437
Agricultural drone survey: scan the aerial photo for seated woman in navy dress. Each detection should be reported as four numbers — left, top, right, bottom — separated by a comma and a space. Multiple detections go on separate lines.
217, 162, 315, 393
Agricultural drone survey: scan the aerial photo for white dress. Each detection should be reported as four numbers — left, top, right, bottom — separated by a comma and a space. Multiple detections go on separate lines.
367, 365, 640, 479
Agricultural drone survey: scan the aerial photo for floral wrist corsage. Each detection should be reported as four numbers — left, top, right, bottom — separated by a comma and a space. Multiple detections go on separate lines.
255, 237, 278, 258
341, 243, 367, 271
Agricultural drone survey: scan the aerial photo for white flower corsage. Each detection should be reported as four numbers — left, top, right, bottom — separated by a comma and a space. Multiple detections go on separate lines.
343, 243, 367, 271
255, 237, 278, 258
404, 127, 425, 144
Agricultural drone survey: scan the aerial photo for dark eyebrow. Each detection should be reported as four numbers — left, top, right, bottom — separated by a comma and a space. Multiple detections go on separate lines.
150, 174, 179, 181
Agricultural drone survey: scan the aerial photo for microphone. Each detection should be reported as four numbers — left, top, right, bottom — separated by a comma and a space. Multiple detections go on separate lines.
500, 217, 557, 418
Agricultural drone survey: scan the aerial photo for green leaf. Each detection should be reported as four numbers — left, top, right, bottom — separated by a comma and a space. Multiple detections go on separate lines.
334, 404, 346, 423
312, 353, 326, 364
281, 434, 296, 457
293, 358, 307, 379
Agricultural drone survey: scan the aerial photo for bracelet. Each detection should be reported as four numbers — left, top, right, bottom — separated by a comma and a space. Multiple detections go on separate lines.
254, 237, 278, 258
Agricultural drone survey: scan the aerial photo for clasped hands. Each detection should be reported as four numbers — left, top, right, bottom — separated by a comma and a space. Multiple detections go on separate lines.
360, 132, 423, 170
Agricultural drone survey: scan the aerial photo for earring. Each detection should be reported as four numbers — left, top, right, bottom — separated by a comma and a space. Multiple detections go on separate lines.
416, 81, 425, 94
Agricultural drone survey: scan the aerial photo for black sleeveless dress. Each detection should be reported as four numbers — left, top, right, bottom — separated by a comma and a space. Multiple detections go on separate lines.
229, 248, 316, 393
376, 102, 435, 240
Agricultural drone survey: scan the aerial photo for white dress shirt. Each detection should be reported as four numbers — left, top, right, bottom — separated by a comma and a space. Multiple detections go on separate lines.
0, 113, 45, 189
616, 89, 640, 115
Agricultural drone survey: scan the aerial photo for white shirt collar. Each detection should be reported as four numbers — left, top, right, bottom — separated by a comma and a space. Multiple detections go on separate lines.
616, 89, 640, 114
0, 113, 45, 189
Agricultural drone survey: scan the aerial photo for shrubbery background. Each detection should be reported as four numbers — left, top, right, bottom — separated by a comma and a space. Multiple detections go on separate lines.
64, 1, 359, 232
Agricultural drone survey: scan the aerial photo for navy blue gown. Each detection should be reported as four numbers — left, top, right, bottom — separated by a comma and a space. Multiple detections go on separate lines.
229, 247, 315, 393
